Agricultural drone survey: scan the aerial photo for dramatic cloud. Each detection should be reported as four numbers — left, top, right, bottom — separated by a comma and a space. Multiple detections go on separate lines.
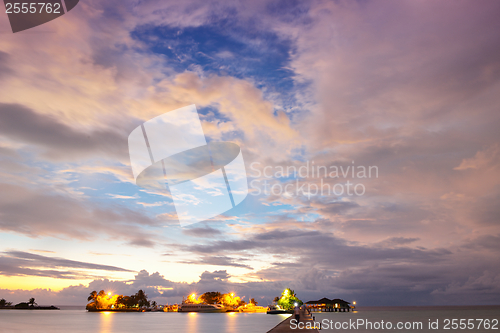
177, 255, 253, 270
0, 251, 133, 280
182, 226, 223, 238
0, 182, 162, 246
0, 103, 128, 161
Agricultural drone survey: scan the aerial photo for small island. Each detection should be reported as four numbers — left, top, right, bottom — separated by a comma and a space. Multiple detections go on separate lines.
267, 288, 303, 314
85, 289, 267, 313
178, 291, 266, 313
86, 290, 152, 312
0, 298, 59, 310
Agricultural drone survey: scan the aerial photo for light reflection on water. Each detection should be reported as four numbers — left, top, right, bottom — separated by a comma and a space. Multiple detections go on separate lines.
187, 311, 198, 332
99, 311, 113, 333
225, 311, 237, 333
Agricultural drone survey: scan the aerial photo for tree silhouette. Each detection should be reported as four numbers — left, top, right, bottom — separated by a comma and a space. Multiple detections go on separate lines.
199, 291, 222, 304
134, 290, 149, 307
0, 298, 13, 307
87, 291, 98, 309
28, 298, 37, 307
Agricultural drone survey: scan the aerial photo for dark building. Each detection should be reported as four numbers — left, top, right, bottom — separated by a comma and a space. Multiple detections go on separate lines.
305, 297, 352, 312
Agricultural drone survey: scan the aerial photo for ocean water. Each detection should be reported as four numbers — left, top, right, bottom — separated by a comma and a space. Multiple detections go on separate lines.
0, 306, 498, 333
0, 309, 290, 333
312, 306, 500, 332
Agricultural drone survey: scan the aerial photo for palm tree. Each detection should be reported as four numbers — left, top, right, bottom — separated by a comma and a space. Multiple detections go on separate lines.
87, 291, 98, 309
97, 290, 106, 309
0, 298, 12, 307
28, 298, 37, 307
134, 290, 149, 308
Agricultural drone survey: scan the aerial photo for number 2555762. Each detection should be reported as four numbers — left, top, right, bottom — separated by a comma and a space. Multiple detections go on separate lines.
5, 2, 62, 14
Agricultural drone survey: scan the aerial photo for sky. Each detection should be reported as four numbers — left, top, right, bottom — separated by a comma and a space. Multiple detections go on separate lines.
0, 0, 499, 307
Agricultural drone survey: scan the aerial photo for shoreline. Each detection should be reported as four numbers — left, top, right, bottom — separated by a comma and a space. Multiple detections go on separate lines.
87, 308, 143, 312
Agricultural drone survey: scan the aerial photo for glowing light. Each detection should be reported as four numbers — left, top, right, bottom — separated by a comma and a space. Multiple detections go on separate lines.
294, 302, 298, 307
353, 301, 356, 305
230, 293, 234, 297
108, 292, 112, 296
187, 293, 200, 304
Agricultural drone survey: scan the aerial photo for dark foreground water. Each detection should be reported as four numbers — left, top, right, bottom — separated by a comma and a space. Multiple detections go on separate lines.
0, 306, 498, 333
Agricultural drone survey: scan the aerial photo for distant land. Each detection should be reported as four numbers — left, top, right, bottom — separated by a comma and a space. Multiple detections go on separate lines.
0, 298, 59, 310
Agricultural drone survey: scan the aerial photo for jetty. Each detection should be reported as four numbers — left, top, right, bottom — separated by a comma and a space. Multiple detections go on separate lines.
266, 308, 319, 332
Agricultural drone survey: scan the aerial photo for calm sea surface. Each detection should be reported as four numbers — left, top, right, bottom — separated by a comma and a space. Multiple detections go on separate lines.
0, 306, 499, 333
314, 306, 500, 332
0, 308, 289, 333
